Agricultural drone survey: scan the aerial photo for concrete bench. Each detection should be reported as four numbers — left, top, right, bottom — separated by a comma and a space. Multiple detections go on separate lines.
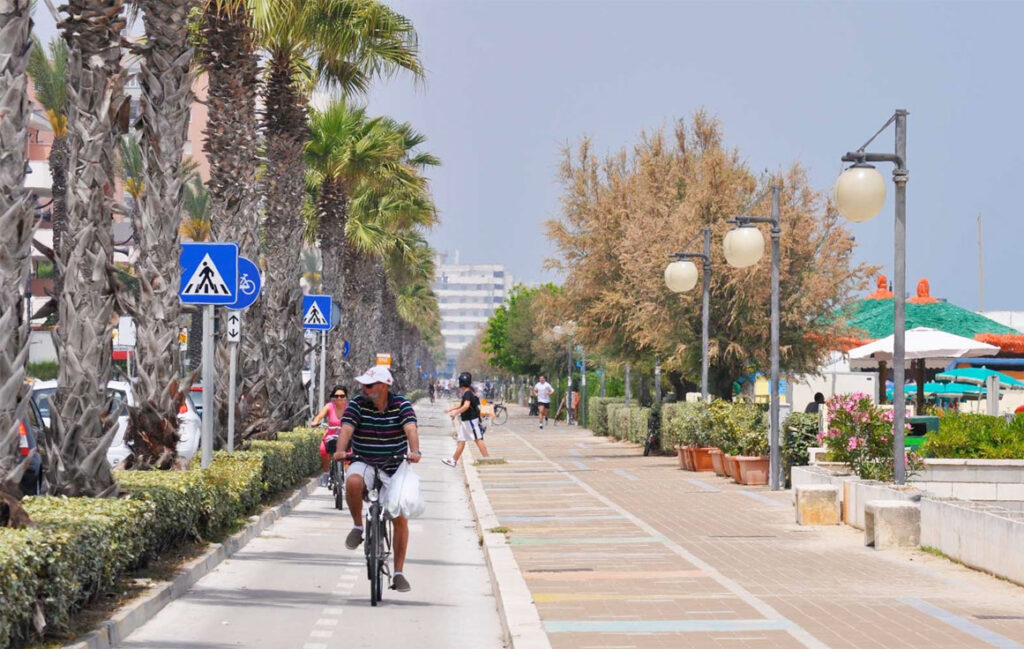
795, 484, 840, 525
864, 500, 920, 550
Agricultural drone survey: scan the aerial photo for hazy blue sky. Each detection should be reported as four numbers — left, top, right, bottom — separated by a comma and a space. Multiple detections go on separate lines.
32, 1, 1024, 310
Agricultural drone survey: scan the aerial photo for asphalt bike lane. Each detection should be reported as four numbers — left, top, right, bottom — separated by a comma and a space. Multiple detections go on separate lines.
470, 411, 1024, 649
120, 402, 505, 649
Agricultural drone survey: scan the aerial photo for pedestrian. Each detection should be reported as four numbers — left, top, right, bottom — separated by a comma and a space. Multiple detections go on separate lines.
804, 392, 825, 414
442, 372, 490, 467
428, 380, 435, 404
311, 385, 348, 485
533, 375, 554, 429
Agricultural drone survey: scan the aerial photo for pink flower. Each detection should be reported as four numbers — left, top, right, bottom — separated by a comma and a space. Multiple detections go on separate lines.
847, 437, 860, 451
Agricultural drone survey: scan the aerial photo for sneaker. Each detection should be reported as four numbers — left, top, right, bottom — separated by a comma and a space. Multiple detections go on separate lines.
319, 473, 329, 487
392, 573, 411, 592
441, 457, 457, 467
345, 527, 363, 550
539, 422, 543, 430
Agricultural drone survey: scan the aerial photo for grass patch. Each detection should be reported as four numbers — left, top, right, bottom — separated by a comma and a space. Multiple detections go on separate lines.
487, 526, 511, 535
474, 457, 507, 466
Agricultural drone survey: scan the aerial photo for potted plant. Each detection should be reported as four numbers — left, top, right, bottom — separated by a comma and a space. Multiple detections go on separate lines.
735, 428, 770, 485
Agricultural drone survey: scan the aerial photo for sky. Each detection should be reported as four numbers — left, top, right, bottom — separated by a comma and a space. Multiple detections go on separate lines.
32, 1, 1024, 311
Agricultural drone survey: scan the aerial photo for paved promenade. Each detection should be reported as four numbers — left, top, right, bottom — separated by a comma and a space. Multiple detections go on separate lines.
467, 406, 1024, 649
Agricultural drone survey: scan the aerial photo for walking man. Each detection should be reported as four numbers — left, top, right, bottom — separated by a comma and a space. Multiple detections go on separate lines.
533, 375, 554, 429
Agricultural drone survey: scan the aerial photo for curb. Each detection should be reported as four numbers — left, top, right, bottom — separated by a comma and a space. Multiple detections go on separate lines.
62, 476, 320, 649
462, 454, 553, 649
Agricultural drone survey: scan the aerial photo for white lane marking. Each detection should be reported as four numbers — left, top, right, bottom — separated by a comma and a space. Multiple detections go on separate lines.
303, 644, 328, 649
612, 468, 639, 482
321, 607, 344, 616
509, 431, 829, 649
310, 629, 333, 638
315, 618, 339, 627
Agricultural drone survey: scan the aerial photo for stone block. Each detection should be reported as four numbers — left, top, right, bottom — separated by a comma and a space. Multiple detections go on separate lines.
864, 500, 920, 550
795, 484, 840, 525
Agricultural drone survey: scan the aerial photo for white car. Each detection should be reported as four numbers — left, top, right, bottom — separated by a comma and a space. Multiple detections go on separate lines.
31, 379, 201, 466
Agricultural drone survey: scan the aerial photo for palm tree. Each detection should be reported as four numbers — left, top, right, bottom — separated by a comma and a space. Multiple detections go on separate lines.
46, 0, 127, 497
0, 0, 39, 511
253, 0, 422, 427
196, 0, 266, 442
120, 0, 199, 469
26, 36, 68, 314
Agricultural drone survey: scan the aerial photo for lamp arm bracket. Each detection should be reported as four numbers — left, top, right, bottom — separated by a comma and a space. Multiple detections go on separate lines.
669, 251, 709, 262
842, 151, 906, 170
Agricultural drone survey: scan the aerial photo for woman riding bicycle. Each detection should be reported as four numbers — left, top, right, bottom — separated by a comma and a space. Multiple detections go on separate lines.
311, 385, 348, 484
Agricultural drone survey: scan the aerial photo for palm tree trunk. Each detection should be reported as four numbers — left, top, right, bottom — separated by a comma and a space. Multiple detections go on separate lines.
0, 0, 39, 503
199, 0, 265, 442
261, 53, 308, 429
49, 135, 67, 308
341, 244, 381, 376
47, 0, 126, 497
121, 0, 198, 469
317, 180, 347, 389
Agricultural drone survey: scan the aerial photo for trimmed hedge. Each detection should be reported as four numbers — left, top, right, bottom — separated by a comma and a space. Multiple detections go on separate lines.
587, 397, 618, 435
0, 427, 322, 649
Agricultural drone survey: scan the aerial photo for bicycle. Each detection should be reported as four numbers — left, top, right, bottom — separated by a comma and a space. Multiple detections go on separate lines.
643, 410, 661, 456
350, 453, 406, 606
321, 425, 345, 510
491, 400, 508, 425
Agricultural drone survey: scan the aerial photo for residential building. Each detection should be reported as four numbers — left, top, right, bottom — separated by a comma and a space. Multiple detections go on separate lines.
433, 252, 514, 375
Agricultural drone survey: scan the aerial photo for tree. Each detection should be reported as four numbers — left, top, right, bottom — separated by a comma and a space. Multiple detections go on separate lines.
253, 0, 423, 427
121, 0, 199, 469
46, 0, 126, 496
547, 112, 874, 399
26, 36, 68, 314
0, 0, 39, 511
196, 0, 268, 440
457, 331, 500, 379
482, 284, 561, 377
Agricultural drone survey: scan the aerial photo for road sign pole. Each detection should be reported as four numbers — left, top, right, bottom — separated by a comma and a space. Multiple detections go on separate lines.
201, 305, 215, 468
319, 331, 327, 408
227, 340, 238, 452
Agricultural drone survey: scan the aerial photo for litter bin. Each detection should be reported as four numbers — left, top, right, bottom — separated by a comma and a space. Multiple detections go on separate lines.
906, 415, 939, 449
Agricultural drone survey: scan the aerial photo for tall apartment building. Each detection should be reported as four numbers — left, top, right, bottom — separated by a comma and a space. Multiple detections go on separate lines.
433, 252, 514, 375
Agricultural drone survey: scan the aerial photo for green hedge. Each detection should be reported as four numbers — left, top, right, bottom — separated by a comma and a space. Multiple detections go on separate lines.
406, 389, 427, 403
629, 407, 650, 444
922, 412, 1024, 459
0, 427, 322, 649
587, 397, 618, 435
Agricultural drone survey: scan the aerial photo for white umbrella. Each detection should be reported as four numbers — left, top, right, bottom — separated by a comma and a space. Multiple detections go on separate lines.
848, 327, 999, 364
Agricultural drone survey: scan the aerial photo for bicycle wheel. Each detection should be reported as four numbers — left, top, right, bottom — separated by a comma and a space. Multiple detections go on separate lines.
643, 433, 653, 456
367, 506, 380, 606
494, 406, 508, 425
331, 461, 345, 510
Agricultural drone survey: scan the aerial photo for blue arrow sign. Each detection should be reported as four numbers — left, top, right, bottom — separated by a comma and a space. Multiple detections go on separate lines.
179, 242, 238, 305
227, 257, 262, 310
302, 295, 332, 331
342, 340, 350, 358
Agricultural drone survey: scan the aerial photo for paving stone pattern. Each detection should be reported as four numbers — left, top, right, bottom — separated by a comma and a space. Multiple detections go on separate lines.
474, 410, 1024, 649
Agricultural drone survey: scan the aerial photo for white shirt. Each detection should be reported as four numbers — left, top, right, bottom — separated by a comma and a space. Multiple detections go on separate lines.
534, 381, 554, 404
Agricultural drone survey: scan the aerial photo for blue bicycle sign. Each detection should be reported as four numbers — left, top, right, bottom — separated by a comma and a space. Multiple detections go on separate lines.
227, 257, 262, 310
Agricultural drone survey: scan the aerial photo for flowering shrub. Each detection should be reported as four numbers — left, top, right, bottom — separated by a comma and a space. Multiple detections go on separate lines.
819, 393, 922, 481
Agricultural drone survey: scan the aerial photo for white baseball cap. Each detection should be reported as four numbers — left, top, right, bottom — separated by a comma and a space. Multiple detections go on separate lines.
355, 365, 393, 386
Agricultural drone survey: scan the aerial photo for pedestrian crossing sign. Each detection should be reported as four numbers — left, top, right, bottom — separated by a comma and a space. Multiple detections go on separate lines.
302, 295, 332, 331
179, 243, 238, 305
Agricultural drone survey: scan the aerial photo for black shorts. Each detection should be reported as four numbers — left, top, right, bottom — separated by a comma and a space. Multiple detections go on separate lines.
325, 437, 337, 456
537, 401, 550, 409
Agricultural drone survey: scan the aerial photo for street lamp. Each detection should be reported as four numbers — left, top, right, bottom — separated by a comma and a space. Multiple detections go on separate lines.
835, 109, 909, 484
724, 185, 782, 491
552, 322, 577, 425
665, 227, 711, 402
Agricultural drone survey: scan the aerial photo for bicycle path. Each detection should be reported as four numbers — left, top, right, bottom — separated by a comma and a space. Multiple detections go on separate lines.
469, 408, 1024, 649
119, 404, 505, 649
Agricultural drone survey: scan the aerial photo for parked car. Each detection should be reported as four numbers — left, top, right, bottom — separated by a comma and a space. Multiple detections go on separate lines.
18, 384, 47, 495
30, 379, 201, 466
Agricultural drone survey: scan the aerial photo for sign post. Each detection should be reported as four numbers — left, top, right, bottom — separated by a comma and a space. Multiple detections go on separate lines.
179, 243, 238, 468
223, 257, 261, 451
302, 295, 333, 417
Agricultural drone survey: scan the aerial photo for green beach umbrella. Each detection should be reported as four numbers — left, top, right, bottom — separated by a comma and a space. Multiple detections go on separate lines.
935, 367, 1024, 389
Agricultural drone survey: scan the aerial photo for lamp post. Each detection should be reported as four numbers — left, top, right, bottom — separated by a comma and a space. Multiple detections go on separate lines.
835, 109, 909, 484
724, 185, 782, 491
664, 227, 712, 402
553, 322, 577, 425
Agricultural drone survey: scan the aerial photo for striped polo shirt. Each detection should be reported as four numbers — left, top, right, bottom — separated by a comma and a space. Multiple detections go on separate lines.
342, 393, 416, 461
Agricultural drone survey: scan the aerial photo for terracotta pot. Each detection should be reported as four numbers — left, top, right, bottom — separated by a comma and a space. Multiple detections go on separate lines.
709, 448, 726, 476
724, 454, 741, 482
675, 445, 688, 470
735, 455, 769, 486
692, 447, 716, 472
684, 446, 696, 471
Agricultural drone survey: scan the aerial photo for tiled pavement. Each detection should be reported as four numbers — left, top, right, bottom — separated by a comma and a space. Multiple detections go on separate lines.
467, 407, 1024, 649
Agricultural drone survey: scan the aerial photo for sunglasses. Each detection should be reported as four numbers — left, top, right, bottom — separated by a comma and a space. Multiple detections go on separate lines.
332, 393, 346, 399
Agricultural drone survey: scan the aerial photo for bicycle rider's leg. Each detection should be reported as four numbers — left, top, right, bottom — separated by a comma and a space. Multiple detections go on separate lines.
393, 515, 409, 572
345, 471, 365, 527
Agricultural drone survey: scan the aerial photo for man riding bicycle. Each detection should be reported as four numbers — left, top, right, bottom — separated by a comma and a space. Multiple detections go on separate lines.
333, 365, 421, 593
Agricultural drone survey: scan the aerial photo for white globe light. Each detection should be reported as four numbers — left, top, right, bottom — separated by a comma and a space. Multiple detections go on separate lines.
723, 226, 764, 268
834, 164, 886, 223
664, 260, 698, 293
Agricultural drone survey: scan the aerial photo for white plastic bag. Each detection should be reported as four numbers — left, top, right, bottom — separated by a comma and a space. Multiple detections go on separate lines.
385, 461, 426, 519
